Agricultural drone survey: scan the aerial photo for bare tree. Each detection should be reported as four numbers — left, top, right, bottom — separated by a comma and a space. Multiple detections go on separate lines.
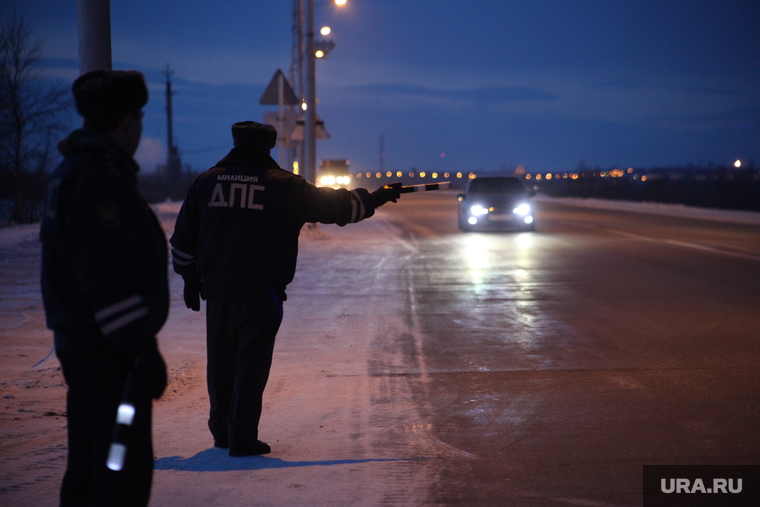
0, 13, 72, 224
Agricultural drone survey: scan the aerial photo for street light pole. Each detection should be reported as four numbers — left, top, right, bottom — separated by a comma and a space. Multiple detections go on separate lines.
303, 0, 316, 185
77, 0, 112, 74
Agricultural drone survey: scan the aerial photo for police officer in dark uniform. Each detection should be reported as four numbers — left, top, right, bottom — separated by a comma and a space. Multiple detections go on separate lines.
170, 121, 401, 457
40, 70, 168, 507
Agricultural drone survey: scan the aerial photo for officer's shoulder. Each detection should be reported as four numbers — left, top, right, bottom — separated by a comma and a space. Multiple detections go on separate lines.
63, 151, 120, 185
268, 166, 304, 184
199, 166, 226, 178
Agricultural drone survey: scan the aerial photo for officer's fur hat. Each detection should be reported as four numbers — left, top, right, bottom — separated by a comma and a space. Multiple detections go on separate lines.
232, 121, 277, 152
72, 70, 148, 132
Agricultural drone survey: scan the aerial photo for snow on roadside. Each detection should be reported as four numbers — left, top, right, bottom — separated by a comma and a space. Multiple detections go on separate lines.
536, 195, 760, 226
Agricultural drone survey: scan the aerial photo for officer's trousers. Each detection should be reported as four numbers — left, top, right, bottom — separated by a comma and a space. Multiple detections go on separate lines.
55, 332, 154, 507
205, 290, 283, 449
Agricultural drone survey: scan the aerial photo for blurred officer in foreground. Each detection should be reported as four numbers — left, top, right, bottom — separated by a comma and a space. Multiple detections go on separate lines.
171, 121, 401, 457
40, 70, 168, 507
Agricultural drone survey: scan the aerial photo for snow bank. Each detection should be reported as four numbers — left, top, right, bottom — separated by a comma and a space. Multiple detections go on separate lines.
537, 195, 760, 226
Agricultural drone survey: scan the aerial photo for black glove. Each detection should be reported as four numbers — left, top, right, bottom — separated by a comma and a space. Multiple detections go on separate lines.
137, 340, 167, 399
372, 182, 402, 208
182, 274, 204, 312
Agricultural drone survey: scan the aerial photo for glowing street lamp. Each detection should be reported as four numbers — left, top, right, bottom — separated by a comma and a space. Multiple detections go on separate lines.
734, 160, 742, 168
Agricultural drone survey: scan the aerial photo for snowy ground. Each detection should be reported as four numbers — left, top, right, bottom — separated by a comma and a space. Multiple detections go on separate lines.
1, 195, 758, 506
537, 195, 760, 225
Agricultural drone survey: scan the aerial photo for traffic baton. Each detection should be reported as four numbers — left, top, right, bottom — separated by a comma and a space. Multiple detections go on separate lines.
106, 360, 138, 471
398, 182, 451, 193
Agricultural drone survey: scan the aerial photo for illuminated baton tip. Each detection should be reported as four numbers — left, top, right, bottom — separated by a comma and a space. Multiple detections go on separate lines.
107, 443, 127, 471
399, 181, 452, 193
117, 403, 135, 425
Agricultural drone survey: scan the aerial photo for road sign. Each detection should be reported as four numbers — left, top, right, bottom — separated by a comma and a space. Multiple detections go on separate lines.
259, 69, 299, 106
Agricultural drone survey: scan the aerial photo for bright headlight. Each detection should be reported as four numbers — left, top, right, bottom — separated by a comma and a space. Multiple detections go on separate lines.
320, 175, 336, 186
470, 205, 489, 216
513, 203, 531, 216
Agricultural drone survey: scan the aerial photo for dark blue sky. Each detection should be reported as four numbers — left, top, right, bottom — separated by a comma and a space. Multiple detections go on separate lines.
5, 0, 760, 174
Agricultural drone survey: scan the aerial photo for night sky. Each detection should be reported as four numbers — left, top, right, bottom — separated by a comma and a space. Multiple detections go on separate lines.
5, 0, 760, 175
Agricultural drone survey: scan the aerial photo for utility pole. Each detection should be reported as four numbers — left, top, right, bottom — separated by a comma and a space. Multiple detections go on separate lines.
290, 0, 304, 175
290, 0, 304, 103
292, 0, 343, 181
162, 64, 181, 184
77, 0, 112, 73
303, 0, 316, 184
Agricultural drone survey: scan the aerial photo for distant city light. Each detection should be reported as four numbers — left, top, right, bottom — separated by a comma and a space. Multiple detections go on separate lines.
735, 159, 742, 168
315, 50, 325, 58
320, 26, 331, 36
301, 102, 307, 111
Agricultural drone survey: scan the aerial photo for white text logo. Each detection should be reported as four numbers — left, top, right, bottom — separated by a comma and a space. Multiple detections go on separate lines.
660, 478, 742, 494
208, 183, 265, 210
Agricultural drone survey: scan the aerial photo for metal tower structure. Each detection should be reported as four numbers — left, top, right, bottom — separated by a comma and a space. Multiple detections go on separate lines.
162, 64, 182, 181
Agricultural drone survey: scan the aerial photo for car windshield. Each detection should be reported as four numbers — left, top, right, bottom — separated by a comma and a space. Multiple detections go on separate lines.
468, 178, 526, 195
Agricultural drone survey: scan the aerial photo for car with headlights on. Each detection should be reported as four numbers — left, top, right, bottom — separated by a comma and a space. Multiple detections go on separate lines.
318, 159, 352, 188
457, 176, 535, 232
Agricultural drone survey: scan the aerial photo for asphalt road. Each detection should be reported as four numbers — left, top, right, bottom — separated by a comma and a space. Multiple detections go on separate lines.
4, 195, 757, 506
369, 192, 760, 506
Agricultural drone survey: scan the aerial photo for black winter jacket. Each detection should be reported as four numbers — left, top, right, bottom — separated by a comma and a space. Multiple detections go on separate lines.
40, 129, 169, 355
170, 148, 378, 301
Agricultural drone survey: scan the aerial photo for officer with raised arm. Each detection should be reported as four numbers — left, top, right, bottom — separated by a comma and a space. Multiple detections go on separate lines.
170, 121, 401, 456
